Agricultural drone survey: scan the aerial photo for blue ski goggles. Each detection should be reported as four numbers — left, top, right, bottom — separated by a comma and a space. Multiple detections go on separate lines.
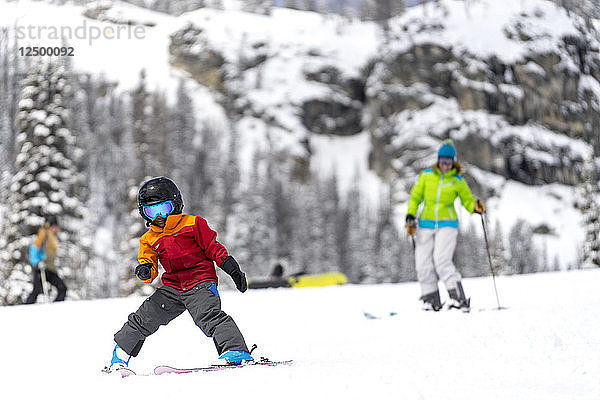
142, 200, 174, 220
438, 157, 454, 166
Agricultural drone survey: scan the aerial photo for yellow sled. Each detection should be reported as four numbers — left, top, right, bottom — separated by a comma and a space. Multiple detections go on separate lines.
287, 272, 347, 288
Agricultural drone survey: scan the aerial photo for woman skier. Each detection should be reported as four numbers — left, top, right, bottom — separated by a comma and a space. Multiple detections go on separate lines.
26, 215, 67, 304
405, 140, 485, 312
106, 177, 253, 372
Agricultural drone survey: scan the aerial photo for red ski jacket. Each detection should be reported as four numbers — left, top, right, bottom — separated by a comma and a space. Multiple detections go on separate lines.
137, 214, 228, 291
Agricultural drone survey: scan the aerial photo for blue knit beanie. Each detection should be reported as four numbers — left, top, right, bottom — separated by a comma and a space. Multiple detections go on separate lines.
438, 139, 456, 159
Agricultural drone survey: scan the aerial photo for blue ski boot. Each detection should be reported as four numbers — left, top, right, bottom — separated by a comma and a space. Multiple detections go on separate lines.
216, 350, 254, 366
107, 344, 131, 371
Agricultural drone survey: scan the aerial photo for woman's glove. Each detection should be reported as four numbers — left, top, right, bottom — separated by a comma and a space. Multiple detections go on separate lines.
405, 214, 416, 236
220, 256, 248, 293
474, 199, 486, 214
135, 263, 154, 281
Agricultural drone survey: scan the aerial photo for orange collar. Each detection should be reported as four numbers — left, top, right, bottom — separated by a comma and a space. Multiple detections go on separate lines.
149, 214, 183, 234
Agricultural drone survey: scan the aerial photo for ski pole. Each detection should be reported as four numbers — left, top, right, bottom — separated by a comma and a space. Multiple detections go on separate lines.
39, 262, 50, 304
480, 212, 503, 310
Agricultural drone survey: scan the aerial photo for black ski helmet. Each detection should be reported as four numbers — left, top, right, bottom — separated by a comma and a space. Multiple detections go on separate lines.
137, 177, 184, 224
45, 215, 58, 226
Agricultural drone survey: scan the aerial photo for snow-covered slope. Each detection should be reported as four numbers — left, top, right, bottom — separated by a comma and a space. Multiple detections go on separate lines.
2, 269, 599, 399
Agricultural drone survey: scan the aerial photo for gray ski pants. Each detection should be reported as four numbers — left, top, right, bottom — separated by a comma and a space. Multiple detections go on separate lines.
415, 227, 462, 295
114, 281, 248, 357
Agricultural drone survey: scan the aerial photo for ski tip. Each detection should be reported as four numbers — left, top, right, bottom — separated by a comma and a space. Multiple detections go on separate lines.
363, 312, 377, 319
102, 366, 136, 378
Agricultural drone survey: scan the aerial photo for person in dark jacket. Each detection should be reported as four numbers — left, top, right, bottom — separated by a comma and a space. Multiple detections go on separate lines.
105, 177, 252, 372
25, 215, 67, 304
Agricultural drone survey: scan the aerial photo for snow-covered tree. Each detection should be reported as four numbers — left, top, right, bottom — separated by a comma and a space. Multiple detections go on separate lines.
228, 149, 276, 278
454, 221, 486, 278
345, 172, 372, 283
188, 120, 222, 216
299, 0, 317, 12
375, 0, 406, 37
0, 60, 85, 305
370, 187, 402, 283
285, 0, 299, 10
215, 125, 241, 233
271, 174, 295, 262
168, 79, 195, 198
359, 0, 377, 21
491, 220, 509, 274
0, 29, 22, 173
508, 219, 539, 274
319, 174, 342, 268
577, 156, 600, 268
242, 0, 272, 15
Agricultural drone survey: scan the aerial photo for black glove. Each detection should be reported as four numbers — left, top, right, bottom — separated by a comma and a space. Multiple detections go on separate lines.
220, 256, 247, 293
135, 263, 153, 281
405, 214, 416, 236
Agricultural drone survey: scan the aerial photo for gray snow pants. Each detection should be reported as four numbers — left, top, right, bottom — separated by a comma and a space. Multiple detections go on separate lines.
114, 281, 248, 357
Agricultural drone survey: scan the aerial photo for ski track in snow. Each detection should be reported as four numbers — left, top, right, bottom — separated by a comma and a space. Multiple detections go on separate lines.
1, 269, 599, 399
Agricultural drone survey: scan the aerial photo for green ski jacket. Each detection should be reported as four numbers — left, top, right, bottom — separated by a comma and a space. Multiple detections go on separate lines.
407, 164, 476, 229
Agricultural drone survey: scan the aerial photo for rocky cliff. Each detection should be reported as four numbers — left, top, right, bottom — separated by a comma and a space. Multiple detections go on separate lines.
169, 1, 596, 196
162, 0, 597, 265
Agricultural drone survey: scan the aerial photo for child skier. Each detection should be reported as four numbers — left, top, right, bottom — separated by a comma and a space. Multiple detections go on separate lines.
405, 140, 485, 312
106, 177, 252, 372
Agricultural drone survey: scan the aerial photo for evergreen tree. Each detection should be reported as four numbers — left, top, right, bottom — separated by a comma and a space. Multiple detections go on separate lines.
168, 79, 195, 199
131, 70, 152, 181
0, 60, 85, 304
119, 88, 148, 296
320, 174, 342, 268
359, 0, 377, 21
577, 155, 600, 267
299, 0, 317, 12
0, 28, 22, 173
491, 219, 509, 274
285, 0, 298, 10
454, 222, 486, 278
289, 178, 322, 274
317, 0, 329, 14
148, 90, 170, 176
242, 0, 272, 15
206, 0, 224, 9
330, 0, 348, 16
79, 90, 125, 299
272, 174, 295, 261
0, 30, 11, 171
188, 120, 221, 216
345, 172, 371, 283
228, 149, 276, 278
375, 0, 405, 38
370, 187, 402, 283
216, 125, 241, 233
508, 219, 539, 274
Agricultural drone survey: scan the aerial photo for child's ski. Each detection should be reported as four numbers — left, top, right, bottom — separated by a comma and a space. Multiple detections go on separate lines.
101, 366, 137, 378
154, 358, 293, 375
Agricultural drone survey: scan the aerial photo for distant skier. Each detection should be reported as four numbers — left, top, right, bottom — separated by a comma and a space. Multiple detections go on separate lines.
25, 215, 67, 304
405, 140, 485, 312
106, 177, 253, 372
269, 263, 284, 281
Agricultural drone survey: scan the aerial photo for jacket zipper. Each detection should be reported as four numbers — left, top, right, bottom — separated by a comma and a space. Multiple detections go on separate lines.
435, 174, 444, 229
